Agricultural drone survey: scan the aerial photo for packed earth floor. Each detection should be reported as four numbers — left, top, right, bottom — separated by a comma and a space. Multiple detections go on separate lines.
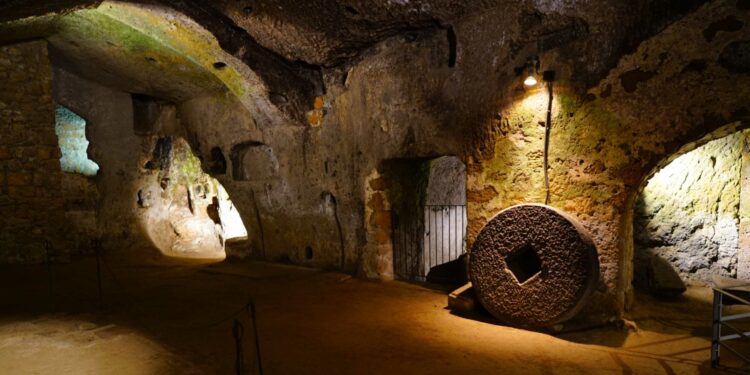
0, 250, 748, 375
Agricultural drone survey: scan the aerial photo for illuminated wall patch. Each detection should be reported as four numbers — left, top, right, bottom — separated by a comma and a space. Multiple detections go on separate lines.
55, 105, 99, 176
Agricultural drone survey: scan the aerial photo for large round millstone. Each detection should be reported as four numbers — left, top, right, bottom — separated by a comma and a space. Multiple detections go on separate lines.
469, 204, 600, 327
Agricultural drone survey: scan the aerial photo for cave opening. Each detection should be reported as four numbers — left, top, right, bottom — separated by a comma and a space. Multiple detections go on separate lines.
139, 136, 248, 260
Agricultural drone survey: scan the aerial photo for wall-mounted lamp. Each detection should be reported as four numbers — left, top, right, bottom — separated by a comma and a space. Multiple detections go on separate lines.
523, 57, 540, 87
523, 72, 538, 87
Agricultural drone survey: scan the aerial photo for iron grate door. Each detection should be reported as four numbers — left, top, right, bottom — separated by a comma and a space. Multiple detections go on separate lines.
392, 205, 467, 281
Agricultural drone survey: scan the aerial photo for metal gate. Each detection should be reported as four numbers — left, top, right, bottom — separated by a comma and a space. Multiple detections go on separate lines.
392, 205, 467, 281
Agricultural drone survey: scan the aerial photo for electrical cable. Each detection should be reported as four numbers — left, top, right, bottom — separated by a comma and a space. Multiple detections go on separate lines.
544, 81, 553, 205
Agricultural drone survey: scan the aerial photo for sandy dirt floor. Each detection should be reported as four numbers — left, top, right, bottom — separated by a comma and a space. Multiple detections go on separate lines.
0, 252, 748, 374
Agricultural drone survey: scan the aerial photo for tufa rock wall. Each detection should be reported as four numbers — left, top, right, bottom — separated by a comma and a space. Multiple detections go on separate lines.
51, 63, 144, 251
137, 136, 228, 259
634, 132, 746, 286
466, 1, 750, 314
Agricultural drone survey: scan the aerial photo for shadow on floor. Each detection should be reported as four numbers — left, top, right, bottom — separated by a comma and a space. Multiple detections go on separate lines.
2, 253, 748, 374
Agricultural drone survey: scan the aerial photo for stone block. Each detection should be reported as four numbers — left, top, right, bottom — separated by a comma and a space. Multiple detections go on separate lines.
368, 177, 387, 191
5, 160, 22, 171
33, 172, 50, 186
36, 147, 58, 160
41, 159, 61, 171
448, 282, 478, 313
8, 186, 33, 199
7, 172, 31, 186
39, 132, 59, 146
21, 147, 37, 159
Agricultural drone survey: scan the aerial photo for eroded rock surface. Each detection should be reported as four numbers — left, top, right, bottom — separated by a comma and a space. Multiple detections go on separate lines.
635, 132, 745, 286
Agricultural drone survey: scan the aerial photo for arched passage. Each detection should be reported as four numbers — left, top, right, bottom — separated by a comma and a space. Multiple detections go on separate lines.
630, 121, 750, 298
0, 1, 265, 263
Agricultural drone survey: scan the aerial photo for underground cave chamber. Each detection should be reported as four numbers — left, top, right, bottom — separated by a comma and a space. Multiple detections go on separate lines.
4, 0, 750, 373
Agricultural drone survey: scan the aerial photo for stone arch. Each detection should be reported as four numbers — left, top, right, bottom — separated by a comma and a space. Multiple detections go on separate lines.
626, 121, 750, 298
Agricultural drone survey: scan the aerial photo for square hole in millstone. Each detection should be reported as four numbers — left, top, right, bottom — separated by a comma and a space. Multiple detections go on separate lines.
505, 243, 543, 284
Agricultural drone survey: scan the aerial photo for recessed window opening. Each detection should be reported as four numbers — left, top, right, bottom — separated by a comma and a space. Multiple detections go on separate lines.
54, 105, 99, 176
215, 183, 248, 242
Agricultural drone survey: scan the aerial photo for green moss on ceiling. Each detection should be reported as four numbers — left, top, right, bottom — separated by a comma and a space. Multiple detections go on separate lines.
0, 1, 253, 102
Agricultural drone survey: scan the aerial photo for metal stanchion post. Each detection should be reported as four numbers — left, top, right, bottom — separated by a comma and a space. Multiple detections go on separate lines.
43, 239, 53, 299
233, 319, 245, 375
249, 300, 263, 375
93, 239, 103, 308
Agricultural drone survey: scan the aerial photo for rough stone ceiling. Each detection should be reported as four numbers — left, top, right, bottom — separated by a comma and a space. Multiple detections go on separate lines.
44, 5, 229, 102
219, 0, 486, 66
217, 0, 706, 70
150, 0, 708, 99
0, 0, 708, 122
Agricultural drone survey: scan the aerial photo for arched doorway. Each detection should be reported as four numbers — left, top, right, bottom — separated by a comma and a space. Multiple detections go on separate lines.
364, 156, 468, 283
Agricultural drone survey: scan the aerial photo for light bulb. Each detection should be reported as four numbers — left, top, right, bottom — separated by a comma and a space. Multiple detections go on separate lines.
524, 75, 537, 87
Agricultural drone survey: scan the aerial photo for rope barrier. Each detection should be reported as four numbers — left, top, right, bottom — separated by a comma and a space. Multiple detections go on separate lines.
92, 239, 103, 308
543, 80, 553, 205
97, 254, 266, 372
